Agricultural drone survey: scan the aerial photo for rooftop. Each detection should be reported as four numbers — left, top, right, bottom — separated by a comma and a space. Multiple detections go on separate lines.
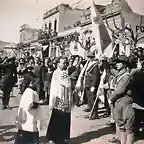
43, 3, 86, 19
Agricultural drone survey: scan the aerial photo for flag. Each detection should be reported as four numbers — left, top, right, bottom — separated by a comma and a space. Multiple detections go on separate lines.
90, 0, 111, 57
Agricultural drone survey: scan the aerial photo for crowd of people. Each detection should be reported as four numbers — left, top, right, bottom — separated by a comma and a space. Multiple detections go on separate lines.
0, 47, 144, 144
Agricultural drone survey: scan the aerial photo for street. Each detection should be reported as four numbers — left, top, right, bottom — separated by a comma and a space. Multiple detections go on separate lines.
0, 87, 143, 144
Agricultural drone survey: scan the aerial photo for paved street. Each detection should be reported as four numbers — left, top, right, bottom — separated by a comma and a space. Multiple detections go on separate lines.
0, 87, 143, 144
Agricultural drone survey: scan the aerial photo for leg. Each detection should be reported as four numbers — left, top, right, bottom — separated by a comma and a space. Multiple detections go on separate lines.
106, 104, 115, 127
38, 82, 45, 101
126, 133, 134, 144
104, 90, 110, 115
114, 102, 127, 144
84, 88, 91, 112
87, 89, 96, 111
108, 123, 121, 143
5, 88, 12, 109
120, 131, 127, 144
125, 106, 135, 144
2, 90, 6, 109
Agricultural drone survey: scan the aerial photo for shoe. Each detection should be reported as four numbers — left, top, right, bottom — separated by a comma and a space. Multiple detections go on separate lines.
108, 137, 120, 143
89, 114, 99, 120
6, 105, 12, 110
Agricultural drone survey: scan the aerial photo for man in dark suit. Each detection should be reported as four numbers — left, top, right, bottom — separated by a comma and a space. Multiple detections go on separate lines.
76, 52, 101, 119
32, 57, 45, 102
0, 57, 17, 110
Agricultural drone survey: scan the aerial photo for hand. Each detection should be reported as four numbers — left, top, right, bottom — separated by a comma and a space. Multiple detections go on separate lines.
91, 87, 95, 92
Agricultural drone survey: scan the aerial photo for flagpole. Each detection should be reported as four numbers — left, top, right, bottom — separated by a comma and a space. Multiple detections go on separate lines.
90, 0, 102, 57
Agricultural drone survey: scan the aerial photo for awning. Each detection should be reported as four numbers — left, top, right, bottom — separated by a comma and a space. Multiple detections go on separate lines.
58, 27, 81, 37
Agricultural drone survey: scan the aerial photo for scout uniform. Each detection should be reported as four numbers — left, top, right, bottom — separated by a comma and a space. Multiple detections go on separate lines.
110, 55, 135, 134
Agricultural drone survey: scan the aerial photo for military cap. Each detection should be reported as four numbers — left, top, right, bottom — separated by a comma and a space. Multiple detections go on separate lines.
115, 55, 129, 65
108, 57, 117, 65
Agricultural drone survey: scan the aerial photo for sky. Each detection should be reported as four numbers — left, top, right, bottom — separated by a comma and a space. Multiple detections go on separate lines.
0, 0, 144, 43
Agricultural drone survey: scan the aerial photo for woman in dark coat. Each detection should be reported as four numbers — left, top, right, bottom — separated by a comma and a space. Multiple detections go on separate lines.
43, 64, 53, 104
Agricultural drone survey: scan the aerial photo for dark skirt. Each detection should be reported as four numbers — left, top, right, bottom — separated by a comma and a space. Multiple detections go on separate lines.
14, 129, 39, 144
46, 108, 71, 144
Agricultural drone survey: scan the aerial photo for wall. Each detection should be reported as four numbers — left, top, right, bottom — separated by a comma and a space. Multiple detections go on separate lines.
59, 5, 84, 33
42, 12, 59, 32
20, 28, 39, 44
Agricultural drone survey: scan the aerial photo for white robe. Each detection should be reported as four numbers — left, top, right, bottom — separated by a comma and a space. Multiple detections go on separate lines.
49, 68, 72, 109
16, 88, 41, 132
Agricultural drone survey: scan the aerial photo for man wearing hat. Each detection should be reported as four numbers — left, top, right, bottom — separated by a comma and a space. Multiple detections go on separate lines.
109, 55, 135, 144
76, 51, 101, 119
0, 56, 17, 110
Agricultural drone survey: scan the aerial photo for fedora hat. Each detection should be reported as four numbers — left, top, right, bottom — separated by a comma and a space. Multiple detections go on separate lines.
115, 55, 129, 65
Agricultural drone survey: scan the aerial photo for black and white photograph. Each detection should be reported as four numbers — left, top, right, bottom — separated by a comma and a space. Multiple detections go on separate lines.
0, 0, 144, 143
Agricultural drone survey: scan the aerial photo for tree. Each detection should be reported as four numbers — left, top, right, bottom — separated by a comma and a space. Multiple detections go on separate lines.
104, 0, 143, 53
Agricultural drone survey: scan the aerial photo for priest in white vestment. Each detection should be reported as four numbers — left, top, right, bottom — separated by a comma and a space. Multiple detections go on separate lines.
46, 57, 73, 144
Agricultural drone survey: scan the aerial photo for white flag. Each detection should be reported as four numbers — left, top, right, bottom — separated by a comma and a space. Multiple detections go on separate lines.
90, 0, 111, 57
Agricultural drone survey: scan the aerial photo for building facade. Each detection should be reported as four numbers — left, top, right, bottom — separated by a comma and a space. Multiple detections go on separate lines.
19, 24, 42, 58
43, 4, 86, 58
42, 1, 122, 58
54, 0, 144, 58
4, 42, 17, 57
40, 0, 144, 58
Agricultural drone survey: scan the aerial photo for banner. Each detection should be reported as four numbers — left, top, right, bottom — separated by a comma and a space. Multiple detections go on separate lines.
90, 0, 112, 57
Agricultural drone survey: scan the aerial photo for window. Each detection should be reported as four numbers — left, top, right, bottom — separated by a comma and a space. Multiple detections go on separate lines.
45, 23, 48, 30
49, 21, 52, 31
54, 19, 57, 32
